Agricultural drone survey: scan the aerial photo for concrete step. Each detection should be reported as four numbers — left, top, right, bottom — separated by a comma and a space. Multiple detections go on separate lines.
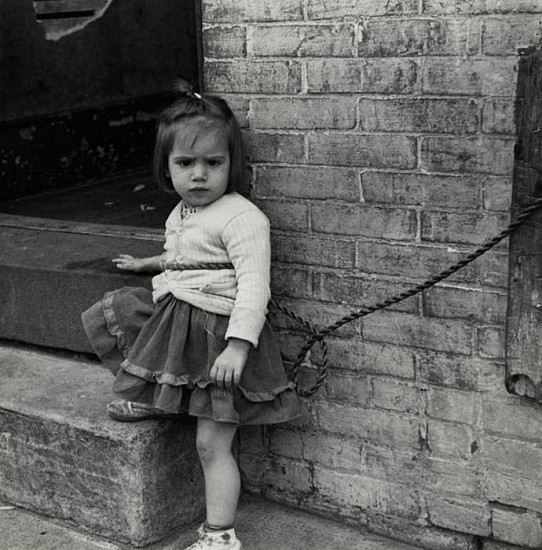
0, 214, 163, 353
0, 343, 205, 547
0, 493, 425, 550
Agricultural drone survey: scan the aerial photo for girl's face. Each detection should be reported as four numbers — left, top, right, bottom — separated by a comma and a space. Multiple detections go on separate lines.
167, 126, 231, 207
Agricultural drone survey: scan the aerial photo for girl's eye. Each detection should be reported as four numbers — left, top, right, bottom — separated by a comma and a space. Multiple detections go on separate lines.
178, 159, 192, 167
208, 159, 222, 167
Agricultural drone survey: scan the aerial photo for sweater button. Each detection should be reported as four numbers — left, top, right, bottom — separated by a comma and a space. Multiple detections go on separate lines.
176, 255, 183, 262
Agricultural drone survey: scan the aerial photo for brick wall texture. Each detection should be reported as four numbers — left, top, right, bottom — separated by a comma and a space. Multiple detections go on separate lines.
202, 2, 542, 548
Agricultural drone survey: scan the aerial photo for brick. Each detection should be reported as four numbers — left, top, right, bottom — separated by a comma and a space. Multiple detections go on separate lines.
324, 372, 371, 406
244, 131, 305, 163
484, 468, 542, 514
356, 241, 478, 283
250, 24, 354, 57
358, 18, 479, 57
270, 265, 312, 299
254, 198, 308, 232
423, 286, 507, 324
477, 326, 505, 359
327, 337, 416, 379
251, 97, 356, 130
362, 172, 481, 208
427, 387, 479, 425
372, 379, 420, 413
302, 432, 363, 470
483, 16, 542, 55
312, 203, 417, 240
478, 250, 509, 288
492, 507, 542, 548
423, 0, 542, 14
420, 137, 515, 175
267, 427, 304, 460
482, 176, 513, 211
238, 425, 266, 455
482, 98, 517, 135
417, 350, 504, 393
239, 454, 312, 494
363, 311, 473, 354
482, 398, 542, 442
254, 166, 361, 201
359, 97, 479, 134
204, 61, 302, 94
219, 95, 250, 128
313, 466, 421, 518
307, 58, 418, 94
307, 0, 419, 19
427, 420, 477, 459
316, 401, 421, 448
427, 495, 491, 536
313, 271, 420, 313
202, 0, 303, 22
271, 234, 356, 268
421, 210, 510, 245
422, 58, 517, 96
362, 443, 483, 498
203, 26, 246, 58
481, 436, 542, 482
308, 134, 417, 169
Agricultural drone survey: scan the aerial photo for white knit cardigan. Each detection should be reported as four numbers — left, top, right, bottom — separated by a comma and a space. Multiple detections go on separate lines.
152, 192, 271, 347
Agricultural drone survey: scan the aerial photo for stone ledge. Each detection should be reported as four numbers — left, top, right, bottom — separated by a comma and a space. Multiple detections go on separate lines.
0, 215, 163, 352
0, 343, 205, 547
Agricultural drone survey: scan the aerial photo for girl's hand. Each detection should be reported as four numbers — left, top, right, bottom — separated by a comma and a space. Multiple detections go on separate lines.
210, 338, 251, 390
112, 254, 146, 272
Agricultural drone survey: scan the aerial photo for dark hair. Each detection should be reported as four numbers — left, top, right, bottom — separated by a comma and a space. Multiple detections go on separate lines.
154, 82, 248, 196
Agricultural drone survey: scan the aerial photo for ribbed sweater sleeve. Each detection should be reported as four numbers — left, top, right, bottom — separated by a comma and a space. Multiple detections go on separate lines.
222, 209, 271, 346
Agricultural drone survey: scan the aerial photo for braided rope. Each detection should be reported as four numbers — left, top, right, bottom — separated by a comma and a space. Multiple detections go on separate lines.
271, 196, 542, 396
165, 197, 542, 397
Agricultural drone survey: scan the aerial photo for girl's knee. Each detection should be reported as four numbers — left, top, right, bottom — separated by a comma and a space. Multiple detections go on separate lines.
196, 420, 237, 466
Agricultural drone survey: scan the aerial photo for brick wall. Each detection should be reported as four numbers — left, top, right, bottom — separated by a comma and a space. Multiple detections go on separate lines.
202, 1, 542, 548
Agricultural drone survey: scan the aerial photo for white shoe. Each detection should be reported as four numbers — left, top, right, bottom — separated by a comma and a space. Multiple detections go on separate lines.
184, 524, 243, 550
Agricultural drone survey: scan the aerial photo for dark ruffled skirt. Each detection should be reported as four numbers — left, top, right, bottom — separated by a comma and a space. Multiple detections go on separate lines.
81, 286, 304, 425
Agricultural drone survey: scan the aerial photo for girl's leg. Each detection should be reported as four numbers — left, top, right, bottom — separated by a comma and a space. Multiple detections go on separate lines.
196, 417, 240, 527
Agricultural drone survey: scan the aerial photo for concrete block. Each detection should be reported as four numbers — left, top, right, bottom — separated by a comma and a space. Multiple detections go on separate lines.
0, 222, 160, 353
0, 345, 204, 546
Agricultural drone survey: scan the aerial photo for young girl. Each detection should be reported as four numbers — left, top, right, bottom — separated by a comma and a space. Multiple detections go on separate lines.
81, 84, 303, 550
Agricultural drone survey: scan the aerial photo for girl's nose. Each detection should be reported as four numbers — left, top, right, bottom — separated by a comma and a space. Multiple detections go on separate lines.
191, 162, 207, 180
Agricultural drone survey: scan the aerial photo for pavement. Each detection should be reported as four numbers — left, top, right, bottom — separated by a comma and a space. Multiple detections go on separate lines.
0, 493, 425, 550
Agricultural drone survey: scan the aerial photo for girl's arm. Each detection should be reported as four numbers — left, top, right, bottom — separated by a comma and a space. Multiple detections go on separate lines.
112, 254, 162, 273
